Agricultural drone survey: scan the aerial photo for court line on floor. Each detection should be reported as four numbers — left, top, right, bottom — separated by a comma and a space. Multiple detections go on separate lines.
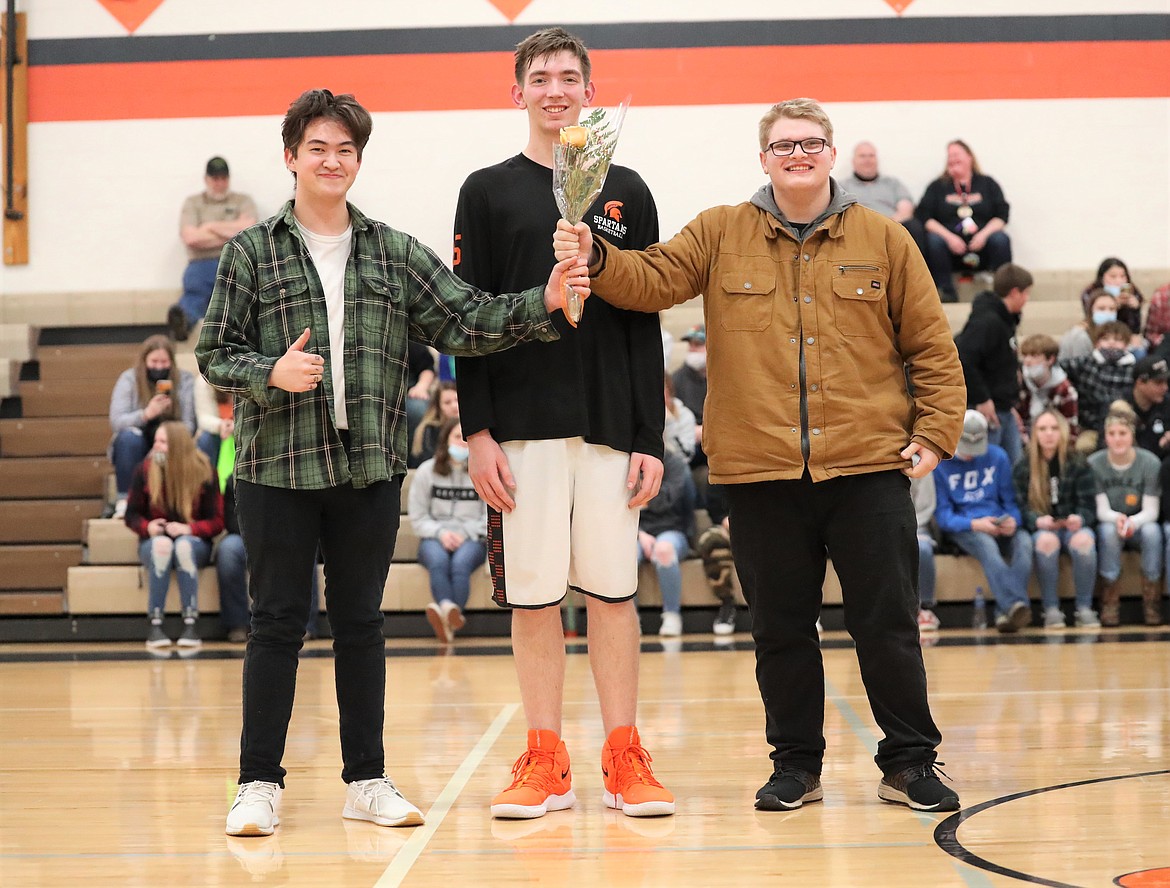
824, 676, 994, 888
373, 702, 519, 888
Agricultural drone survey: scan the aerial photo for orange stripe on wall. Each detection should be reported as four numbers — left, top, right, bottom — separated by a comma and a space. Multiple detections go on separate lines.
30, 41, 1169, 122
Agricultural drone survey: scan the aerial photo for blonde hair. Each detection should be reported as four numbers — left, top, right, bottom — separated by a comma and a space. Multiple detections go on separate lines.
1103, 400, 1138, 437
147, 421, 212, 522
758, 98, 833, 150
1025, 409, 1070, 515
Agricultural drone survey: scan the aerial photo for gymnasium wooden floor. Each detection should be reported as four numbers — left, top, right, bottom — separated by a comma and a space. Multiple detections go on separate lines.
2, 624, 1168, 887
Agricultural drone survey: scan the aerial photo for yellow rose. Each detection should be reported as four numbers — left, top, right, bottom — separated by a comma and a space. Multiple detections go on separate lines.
559, 126, 588, 149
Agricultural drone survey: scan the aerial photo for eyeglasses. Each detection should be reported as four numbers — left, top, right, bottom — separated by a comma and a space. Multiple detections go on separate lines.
765, 138, 829, 157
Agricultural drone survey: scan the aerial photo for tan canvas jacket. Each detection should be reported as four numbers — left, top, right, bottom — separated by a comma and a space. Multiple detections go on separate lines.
591, 195, 965, 484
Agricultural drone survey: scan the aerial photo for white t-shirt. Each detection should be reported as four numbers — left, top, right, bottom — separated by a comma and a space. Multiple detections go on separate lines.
296, 220, 353, 429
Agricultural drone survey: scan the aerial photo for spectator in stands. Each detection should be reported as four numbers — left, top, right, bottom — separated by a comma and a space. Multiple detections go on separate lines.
409, 380, 459, 468
1013, 410, 1100, 629
1088, 401, 1163, 626
1017, 334, 1080, 444
197, 88, 582, 837
1118, 355, 1170, 460
671, 324, 708, 497
695, 483, 737, 636
195, 374, 234, 468
405, 342, 437, 457
909, 474, 940, 632
1062, 321, 1137, 453
1058, 289, 1120, 364
636, 444, 696, 637
915, 139, 1011, 303
169, 157, 257, 342
933, 410, 1033, 633
1080, 257, 1144, 336
408, 418, 487, 645
108, 334, 197, 517
126, 421, 224, 651
842, 141, 927, 257
955, 262, 1032, 466
663, 376, 697, 461
1143, 280, 1170, 350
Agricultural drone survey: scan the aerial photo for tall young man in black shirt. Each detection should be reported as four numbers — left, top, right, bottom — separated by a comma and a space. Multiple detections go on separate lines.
454, 28, 673, 820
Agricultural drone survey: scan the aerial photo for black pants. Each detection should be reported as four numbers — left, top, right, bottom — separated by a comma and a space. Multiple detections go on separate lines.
235, 477, 401, 786
725, 470, 941, 777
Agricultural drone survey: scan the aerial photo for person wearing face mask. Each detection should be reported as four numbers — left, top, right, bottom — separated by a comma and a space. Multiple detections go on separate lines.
1017, 334, 1080, 444
1059, 289, 1121, 364
954, 263, 1033, 466
1079, 257, 1144, 336
108, 335, 197, 518
408, 418, 487, 644
125, 421, 224, 650
1061, 321, 1137, 453
672, 325, 710, 495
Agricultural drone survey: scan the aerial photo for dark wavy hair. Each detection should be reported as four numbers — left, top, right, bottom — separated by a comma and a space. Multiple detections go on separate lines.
281, 89, 372, 167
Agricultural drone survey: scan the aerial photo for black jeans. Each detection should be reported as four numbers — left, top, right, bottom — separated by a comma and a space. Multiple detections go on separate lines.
235, 477, 401, 786
725, 470, 941, 777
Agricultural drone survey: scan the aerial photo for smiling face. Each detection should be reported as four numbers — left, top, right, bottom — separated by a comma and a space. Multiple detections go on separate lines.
946, 142, 974, 183
512, 50, 594, 142
760, 116, 836, 204
285, 118, 361, 205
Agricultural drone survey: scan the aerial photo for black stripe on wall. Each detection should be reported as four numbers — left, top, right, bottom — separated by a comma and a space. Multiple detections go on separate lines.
30, 14, 1170, 66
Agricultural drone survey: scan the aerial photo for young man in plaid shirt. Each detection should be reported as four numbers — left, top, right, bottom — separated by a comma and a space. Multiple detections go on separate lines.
197, 89, 589, 838
1061, 321, 1136, 453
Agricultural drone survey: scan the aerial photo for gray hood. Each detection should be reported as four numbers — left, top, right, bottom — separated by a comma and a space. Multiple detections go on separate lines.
750, 177, 858, 241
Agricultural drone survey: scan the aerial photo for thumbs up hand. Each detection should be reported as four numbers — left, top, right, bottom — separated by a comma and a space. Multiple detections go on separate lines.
269, 328, 326, 393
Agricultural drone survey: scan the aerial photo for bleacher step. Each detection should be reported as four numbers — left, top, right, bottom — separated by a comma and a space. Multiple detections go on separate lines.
0, 417, 110, 457
18, 379, 115, 418
0, 590, 66, 616
0, 456, 109, 499
0, 499, 104, 543
34, 344, 141, 382
0, 544, 82, 590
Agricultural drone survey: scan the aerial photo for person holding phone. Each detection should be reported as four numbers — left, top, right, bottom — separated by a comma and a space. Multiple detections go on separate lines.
108, 334, 197, 517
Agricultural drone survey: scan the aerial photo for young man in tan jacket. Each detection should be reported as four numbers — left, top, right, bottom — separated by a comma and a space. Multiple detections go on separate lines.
555, 98, 965, 812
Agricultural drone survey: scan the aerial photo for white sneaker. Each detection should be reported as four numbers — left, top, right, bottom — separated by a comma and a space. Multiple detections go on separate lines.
226, 781, 282, 837
659, 611, 682, 637
917, 608, 941, 632
112, 498, 127, 519
1043, 607, 1067, 629
343, 777, 424, 828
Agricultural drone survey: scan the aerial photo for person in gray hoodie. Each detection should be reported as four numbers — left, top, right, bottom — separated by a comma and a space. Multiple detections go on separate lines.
408, 417, 487, 644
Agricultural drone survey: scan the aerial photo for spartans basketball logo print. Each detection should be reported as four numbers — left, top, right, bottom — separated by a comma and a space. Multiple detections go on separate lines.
593, 200, 628, 241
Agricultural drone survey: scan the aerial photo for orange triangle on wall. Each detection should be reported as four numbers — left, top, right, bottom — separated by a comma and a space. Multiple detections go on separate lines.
486, 0, 535, 21
95, 0, 167, 34
883, 0, 915, 12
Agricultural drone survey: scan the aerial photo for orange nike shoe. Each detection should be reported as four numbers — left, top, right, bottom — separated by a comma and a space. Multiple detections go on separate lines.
601, 726, 675, 817
491, 729, 576, 819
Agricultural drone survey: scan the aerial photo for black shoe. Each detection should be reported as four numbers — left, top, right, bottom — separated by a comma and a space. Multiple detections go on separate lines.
713, 600, 737, 635
755, 767, 823, 811
939, 288, 959, 304
996, 600, 1031, 633
878, 762, 960, 812
167, 305, 190, 342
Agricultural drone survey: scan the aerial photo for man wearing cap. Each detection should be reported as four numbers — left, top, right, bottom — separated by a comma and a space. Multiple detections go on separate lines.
933, 410, 1034, 633
1120, 355, 1170, 459
671, 324, 708, 470
170, 157, 258, 341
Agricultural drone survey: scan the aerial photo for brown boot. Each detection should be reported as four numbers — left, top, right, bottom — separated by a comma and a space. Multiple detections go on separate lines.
1099, 579, 1121, 627
1141, 579, 1164, 626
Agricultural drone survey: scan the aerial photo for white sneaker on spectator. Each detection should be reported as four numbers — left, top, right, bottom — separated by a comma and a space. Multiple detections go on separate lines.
712, 600, 736, 635
659, 611, 682, 637
917, 608, 941, 632
343, 777, 424, 828
1043, 607, 1066, 629
113, 498, 128, 519
226, 781, 282, 837
1075, 607, 1101, 628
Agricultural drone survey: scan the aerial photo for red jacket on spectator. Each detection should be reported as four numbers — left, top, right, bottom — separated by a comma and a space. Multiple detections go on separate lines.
124, 457, 224, 541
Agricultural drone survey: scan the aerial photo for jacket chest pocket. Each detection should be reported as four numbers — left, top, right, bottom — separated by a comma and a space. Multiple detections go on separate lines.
257, 278, 313, 354
718, 267, 776, 332
831, 263, 888, 337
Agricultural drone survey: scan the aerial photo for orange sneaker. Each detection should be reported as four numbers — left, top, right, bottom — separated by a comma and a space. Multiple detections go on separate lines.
602, 726, 675, 817
491, 729, 575, 819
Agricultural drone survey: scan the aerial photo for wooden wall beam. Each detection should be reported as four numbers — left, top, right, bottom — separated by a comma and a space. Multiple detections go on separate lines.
2, 11, 29, 266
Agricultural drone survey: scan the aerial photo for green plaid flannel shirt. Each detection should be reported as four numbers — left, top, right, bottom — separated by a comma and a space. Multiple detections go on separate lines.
196, 201, 557, 490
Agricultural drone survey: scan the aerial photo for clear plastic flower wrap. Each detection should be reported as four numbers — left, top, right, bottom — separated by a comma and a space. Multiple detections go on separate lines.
552, 98, 630, 326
